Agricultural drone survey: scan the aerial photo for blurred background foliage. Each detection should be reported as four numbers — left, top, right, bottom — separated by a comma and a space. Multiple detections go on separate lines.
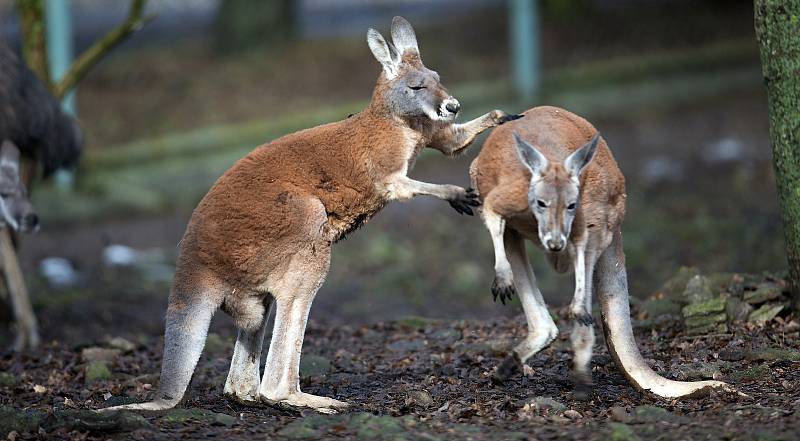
0, 0, 784, 346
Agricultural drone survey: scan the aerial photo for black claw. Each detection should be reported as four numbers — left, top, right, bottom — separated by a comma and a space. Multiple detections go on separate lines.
499, 113, 524, 124
491, 278, 516, 305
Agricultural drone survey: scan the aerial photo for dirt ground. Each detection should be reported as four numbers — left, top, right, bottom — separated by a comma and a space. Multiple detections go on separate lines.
1, 307, 798, 440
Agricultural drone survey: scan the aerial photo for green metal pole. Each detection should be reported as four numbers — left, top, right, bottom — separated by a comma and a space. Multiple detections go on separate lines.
509, 0, 540, 103
44, 0, 75, 189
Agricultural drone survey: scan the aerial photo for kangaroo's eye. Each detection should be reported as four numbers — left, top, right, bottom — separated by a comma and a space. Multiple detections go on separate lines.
536, 200, 547, 208
567, 202, 577, 210
409, 85, 426, 91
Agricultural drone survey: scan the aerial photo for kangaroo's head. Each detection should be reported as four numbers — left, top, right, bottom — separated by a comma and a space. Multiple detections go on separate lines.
0, 141, 38, 233
513, 132, 600, 252
367, 16, 460, 123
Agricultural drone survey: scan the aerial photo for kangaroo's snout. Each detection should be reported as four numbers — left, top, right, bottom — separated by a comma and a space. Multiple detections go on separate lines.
20, 212, 39, 233
439, 97, 460, 118
445, 99, 460, 114
546, 238, 565, 252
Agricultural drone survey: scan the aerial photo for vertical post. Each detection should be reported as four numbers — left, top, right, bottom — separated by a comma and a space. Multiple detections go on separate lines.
44, 0, 75, 190
509, 0, 540, 102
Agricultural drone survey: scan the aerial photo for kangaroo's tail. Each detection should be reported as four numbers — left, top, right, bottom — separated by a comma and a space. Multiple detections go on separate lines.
596, 229, 738, 398
100, 294, 217, 412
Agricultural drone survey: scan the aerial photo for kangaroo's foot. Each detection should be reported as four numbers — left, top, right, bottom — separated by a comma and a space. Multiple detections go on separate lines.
261, 392, 350, 414
572, 372, 592, 401
98, 397, 180, 413
491, 272, 516, 305
448, 187, 481, 215
223, 387, 260, 406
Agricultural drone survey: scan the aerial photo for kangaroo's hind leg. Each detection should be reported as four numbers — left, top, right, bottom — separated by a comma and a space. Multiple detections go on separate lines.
257, 242, 348, 414
224, 296, 273, 404
570, 244, 600, 399
495, 229, 559, 382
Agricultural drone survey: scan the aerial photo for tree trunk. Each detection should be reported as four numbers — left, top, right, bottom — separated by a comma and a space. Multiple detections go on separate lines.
754, 0, 800, 311
16, 0, 50, 84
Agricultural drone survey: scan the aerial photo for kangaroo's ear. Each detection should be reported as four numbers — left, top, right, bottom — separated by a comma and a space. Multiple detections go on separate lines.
391, 16, 419, 55
513, 132, 548, 176
565, 133, 600, 177
367, 28, 400, 78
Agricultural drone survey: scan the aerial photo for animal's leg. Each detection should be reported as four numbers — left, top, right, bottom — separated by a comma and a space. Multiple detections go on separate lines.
384, 175, 480, 215
258, 251, 348, 414
0, 228, 39, 351
480, 207, 514, 304
570, 245, 599, 399
224, 299, 273, 404
597, 229, 738, 398
495, 230, 558, 381
100, 289, 220, 412
429, 110, 523, 155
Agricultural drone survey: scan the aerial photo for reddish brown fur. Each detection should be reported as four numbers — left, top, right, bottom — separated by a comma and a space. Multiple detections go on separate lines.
172, 79, 449, 328
470, 106, 626, 246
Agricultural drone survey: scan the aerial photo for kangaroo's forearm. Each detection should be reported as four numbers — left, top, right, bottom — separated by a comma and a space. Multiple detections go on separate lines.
383, 175, 460, 201
430, 112, 499, 155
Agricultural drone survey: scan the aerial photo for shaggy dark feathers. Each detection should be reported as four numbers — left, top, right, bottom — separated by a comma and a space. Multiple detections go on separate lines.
0, 43, 82, 178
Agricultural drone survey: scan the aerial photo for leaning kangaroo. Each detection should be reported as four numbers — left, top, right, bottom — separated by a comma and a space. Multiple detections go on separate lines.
470, 106, 735, 398
102, 17, 519, 414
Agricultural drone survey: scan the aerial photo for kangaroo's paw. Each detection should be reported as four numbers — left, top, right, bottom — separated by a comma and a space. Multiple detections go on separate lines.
491, 110, 524, 125
491, 274, 516, 305
447, 187, 481, 216
224, 390, 261, 406
569, 303, 594, 326
261, 392, 350, 415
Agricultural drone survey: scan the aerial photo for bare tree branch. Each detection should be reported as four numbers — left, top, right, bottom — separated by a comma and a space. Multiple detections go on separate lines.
16, 0, 50, 83
53, 0, 153, 99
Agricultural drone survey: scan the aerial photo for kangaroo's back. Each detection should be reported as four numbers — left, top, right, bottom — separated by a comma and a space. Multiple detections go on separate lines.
471, 106, 626, 230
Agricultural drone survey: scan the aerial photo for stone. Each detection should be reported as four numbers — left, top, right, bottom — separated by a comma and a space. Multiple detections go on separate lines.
748, 303, 784, 324
162, 408, 236, 426
686, 322, 728, 336
351, 413, 406, 440
387, 339, 426, 352
670, 361, 726, 381
683, 275, 714, 303
430, 327, 462, 345
46, 409, 150, 433
655, 266, 700, 303
685, 312, 728, 328
397, 316, 438, 329
405, 390, 434, 408
0, 406, 43, 434
299, 354, 332, 377
564, 409, 582, 419
106, 337, 136, 352
729, 365, 770, 382
0, 372, 17, 387
726, 297, 753, 322
529, 396, 566, 415
743, 284, 784, 304
682, 296, 726, 318
85, 361, 112, 384
742, 348, 800, 362
81, 347, 121, 363
609, 422, 640, 441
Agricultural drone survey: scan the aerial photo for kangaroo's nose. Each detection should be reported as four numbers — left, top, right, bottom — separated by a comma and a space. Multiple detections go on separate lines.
546, 238, 564, 252
445, 100, 460, 114
22, 213, 39, 230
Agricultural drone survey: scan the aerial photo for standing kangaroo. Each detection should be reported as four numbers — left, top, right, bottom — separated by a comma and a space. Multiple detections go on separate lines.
470, 106, 735, 398
102, 17, 520, 414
